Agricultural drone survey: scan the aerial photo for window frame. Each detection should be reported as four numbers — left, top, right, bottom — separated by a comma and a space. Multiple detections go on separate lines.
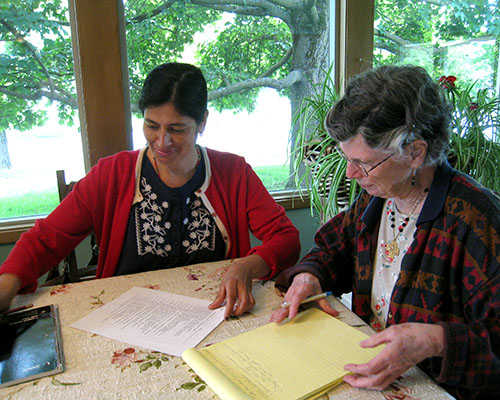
0, 0, 374, 244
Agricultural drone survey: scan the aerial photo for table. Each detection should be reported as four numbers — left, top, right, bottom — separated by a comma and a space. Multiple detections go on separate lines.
1, 259, 453, 400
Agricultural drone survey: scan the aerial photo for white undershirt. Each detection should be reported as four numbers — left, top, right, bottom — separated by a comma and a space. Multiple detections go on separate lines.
369, 199, 418, 331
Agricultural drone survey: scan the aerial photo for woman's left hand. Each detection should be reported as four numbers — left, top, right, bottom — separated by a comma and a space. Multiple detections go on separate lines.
343, 322, 445, 390
208, 255, 269, 318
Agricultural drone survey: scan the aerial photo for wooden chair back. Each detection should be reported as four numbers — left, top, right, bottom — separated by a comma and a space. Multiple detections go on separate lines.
42, 170, 98, 286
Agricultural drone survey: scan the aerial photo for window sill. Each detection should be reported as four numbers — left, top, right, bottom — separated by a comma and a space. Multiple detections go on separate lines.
0, 216, 44, 244
272, 189, 310, 210
0, 191, 310, 245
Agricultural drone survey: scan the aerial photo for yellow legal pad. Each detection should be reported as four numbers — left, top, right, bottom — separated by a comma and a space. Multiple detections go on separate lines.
182, 307, 384, 400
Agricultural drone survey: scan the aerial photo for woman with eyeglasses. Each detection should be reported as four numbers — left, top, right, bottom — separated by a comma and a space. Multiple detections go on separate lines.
271, 65, 500, 400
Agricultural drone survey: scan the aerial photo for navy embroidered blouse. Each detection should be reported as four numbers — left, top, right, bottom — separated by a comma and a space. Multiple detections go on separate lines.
116, 148, 225, 275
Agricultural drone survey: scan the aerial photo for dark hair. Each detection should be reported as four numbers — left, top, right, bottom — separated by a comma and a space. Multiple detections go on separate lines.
138, 62, 208, 124
324, 65, 453, 165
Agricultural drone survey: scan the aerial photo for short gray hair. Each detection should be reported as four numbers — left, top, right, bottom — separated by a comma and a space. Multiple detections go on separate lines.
324, 65, 453, 165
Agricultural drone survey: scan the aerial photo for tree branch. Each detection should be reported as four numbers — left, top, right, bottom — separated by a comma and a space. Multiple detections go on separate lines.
425, 0, 445, 6
375, 28, 497, 51
191, 0, 291, 24
259, 47, 292, 78
127, 0, 177, 24
0, 86, 77, 108
304, 0, 319, 25
270, 0, 319, 24
208, 70, 302, 100
373, 40, 400, 57
268, 0, 302, 10
0, 19, 56, 93
374, 28, 412, 47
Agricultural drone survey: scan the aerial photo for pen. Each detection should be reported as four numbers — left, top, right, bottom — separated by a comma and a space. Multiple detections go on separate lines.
280, 291, 333, 308
5, 303, 34, 314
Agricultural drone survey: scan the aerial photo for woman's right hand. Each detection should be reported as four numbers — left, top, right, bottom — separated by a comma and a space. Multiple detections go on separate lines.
0, 273, 22, 313
269, 272, 338, 323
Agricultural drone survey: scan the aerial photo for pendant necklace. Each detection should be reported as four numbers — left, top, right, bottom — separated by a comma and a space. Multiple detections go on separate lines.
385, 188, 428, 261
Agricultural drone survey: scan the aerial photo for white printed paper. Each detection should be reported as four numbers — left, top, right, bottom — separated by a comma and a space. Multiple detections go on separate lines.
71, 287, 225, 356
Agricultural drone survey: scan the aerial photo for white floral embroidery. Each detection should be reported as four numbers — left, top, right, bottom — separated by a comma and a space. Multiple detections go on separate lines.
183, 200, 217, 254
135, 177, 171, 256
135, 177, 217, 257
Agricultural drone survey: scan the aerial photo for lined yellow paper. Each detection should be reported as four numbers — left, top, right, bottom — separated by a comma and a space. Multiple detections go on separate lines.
182, 308, 384, 400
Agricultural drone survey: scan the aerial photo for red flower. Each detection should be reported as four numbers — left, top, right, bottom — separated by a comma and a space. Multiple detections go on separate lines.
143, 284, 160, 290
438, 75, 457, 89
50, 284, 73, 295
111, 347, 140, 368
469, 102, 479, 111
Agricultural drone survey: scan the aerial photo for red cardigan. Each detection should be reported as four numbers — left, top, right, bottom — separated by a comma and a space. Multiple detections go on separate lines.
1, 147, 300, 292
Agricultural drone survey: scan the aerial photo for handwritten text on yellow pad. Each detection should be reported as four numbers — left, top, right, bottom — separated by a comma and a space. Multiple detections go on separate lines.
182, 307, 384, 400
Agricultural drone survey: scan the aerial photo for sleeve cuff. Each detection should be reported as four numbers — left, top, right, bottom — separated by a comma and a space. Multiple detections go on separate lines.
435, 321, 468, 386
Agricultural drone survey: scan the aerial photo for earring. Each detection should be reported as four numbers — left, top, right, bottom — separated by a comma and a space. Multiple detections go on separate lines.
411, 169, 416, 186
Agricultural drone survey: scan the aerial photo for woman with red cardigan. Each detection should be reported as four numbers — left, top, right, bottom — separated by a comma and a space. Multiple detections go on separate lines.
0, 62, 300, 318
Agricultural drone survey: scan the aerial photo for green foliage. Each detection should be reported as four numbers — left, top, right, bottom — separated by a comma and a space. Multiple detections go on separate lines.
1, 0, 294, 126
0, 0, 75, 131
291, 65, 359, 222
3, 0, 499, 132
198, 15, 291, 112
125, 1, 221, 112
440, 76, 500, 193
374, 0, 500, 88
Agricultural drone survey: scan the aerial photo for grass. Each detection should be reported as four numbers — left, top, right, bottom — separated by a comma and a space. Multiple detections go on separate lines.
253, 164, 291, 191
0, 164, 290, 219
0, 190, 59, 219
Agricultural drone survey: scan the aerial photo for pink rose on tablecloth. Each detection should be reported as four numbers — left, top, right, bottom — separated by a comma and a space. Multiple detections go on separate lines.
50, 284, 73, 295
111, 348, 141, 369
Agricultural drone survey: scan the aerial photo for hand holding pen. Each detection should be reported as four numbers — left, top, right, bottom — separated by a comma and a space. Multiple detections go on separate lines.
280, 291, 333, 308
269, 272, 339, 323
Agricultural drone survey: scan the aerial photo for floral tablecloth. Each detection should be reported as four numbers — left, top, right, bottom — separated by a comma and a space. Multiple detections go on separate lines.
0, 259, 453, 400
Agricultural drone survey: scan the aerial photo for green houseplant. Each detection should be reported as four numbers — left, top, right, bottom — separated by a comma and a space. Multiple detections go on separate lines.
438, 75, 500, 194
293, 72, 500, 223
291, 66, 359, 223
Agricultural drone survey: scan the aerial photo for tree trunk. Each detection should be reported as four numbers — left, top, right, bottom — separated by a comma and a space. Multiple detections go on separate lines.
286, 2, 330, 188
0, 130, 12, 170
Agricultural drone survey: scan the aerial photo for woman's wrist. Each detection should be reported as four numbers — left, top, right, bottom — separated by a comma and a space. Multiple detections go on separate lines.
240, 254, 270, 279
0, 273, 22, 312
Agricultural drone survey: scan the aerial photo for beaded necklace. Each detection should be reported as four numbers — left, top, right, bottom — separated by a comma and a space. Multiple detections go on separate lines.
384, 188, 428, 260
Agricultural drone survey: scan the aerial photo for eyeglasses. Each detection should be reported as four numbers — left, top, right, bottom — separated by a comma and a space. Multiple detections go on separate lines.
335, 145, 394, 177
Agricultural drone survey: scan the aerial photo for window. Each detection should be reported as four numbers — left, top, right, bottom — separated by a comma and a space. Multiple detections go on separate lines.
374, 0, 500, 91
1, 0, 342, 242
124, 1, 333, 192
0, 1, 84, 220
